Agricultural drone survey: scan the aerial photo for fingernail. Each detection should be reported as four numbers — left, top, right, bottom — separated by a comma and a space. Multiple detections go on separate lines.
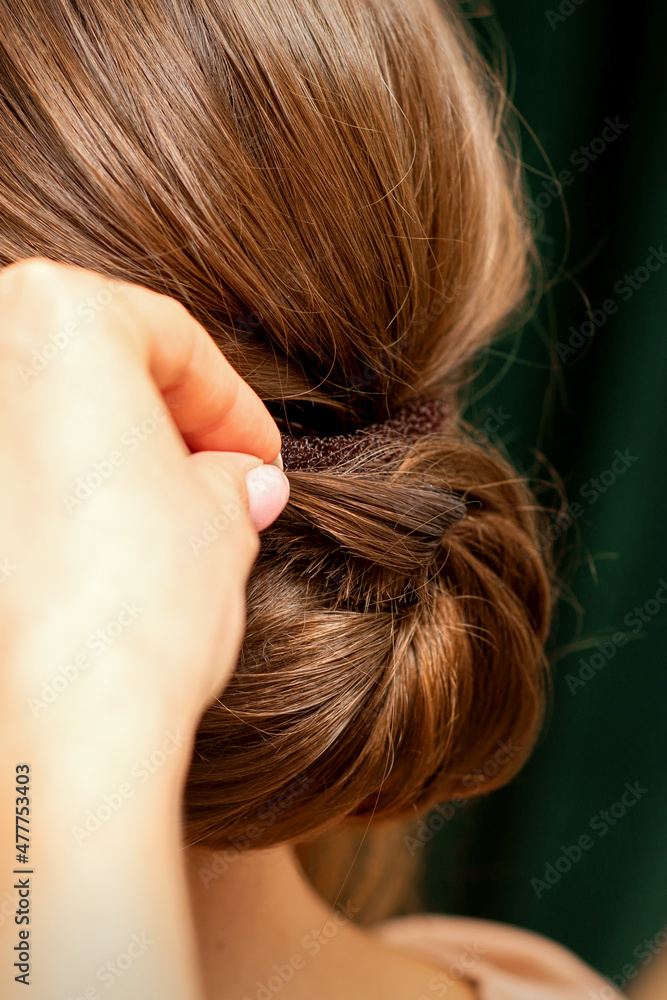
270, 451, 283, 470
245, 464, 290, 532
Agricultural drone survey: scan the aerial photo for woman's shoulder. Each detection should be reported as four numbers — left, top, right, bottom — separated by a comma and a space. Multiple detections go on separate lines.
371, 912, 628, 999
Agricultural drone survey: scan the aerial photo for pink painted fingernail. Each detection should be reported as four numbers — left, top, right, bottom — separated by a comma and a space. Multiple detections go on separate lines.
245, 464, 290, 531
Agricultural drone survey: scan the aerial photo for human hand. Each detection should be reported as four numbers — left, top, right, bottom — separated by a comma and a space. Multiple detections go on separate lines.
0, 258, 289, 749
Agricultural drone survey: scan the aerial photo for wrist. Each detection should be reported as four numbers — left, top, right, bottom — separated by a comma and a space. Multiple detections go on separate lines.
0, 725, 203, 1000
2, 711, 195, 809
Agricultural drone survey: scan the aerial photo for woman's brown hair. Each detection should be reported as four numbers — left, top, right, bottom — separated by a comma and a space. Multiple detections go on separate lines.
0, 0, 552, 884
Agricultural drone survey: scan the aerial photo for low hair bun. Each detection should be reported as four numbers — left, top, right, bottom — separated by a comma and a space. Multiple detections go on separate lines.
281, 466, 468, 578
183, 429, 552, 848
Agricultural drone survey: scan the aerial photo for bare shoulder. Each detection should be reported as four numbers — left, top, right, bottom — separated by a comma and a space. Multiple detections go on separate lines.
276, 910, 479, 1000
309, 922, 479, 1000
367, 935, 479, 1000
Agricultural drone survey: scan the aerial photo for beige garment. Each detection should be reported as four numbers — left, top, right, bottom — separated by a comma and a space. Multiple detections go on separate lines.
372, 914, 627, 1000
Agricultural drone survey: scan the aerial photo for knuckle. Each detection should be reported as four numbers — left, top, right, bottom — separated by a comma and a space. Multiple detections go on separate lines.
0, 257, 66, 301
216, 460, 248, 500
190, 454, 252, 518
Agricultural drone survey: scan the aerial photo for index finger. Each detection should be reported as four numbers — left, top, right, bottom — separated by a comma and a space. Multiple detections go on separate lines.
115, 280, 282, 462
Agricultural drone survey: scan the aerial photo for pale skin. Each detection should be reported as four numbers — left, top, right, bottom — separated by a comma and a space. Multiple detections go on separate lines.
185, 845, 478, 1000
0, 259, 476, 1000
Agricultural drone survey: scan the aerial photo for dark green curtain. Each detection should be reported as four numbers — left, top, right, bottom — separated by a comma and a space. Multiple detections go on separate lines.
425, 0, 667, 985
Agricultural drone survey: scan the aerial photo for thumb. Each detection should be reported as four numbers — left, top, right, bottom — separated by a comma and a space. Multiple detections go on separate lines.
188, 451, 290, 533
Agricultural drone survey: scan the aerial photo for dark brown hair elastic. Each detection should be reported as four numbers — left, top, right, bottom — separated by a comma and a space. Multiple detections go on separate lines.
280, 398, 450, 472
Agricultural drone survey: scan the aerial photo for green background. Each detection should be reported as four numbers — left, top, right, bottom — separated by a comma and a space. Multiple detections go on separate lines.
425, 0, 667, 983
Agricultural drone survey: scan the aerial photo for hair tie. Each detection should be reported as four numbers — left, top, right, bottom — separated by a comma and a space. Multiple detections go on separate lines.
280, 398, 449, 472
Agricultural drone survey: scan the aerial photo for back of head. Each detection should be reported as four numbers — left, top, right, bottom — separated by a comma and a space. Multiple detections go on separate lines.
0, 0, 551, 851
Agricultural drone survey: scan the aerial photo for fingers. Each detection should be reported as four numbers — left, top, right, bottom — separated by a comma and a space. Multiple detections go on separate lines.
0, 259, 283, 464
124, 287, 282, 461
188, 451, 290, 533
243, 463, 291, 531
